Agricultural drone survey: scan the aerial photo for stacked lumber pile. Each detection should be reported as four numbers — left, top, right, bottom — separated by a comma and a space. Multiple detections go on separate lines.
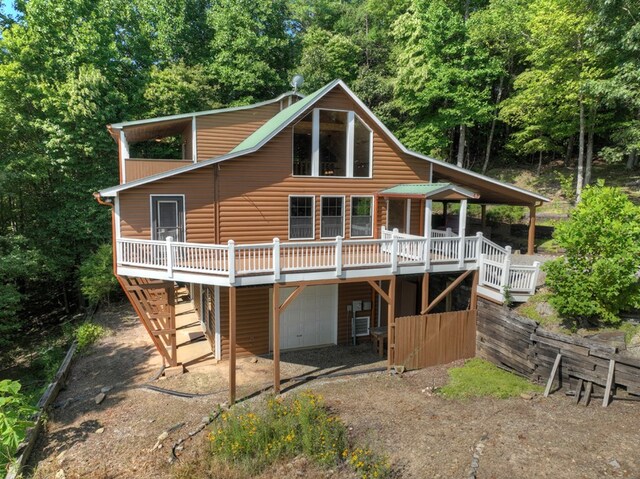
477, 298, 640, 397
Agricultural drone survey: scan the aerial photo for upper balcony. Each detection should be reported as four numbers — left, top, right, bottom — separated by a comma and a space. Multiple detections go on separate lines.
115, 227, 540, 303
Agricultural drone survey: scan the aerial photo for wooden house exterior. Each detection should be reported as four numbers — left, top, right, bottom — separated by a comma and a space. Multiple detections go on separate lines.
96, 80, 548, 402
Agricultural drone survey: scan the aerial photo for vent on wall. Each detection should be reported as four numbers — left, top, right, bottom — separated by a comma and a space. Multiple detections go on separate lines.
354, 316, 370, 337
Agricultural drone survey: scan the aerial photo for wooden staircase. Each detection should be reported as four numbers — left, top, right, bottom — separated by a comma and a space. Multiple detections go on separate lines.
117, 276, 178, 367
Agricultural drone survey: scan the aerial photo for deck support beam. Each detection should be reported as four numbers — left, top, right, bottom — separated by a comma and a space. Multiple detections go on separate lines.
421, 273, 429, 313
387, 276, 396, 369
421, 269, 473, 315
470, 270, 479, 310
229, 286, 236, 405
528, 205, 536, 255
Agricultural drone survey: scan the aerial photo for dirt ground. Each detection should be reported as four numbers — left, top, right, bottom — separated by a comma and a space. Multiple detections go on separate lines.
27, 302, 640, 479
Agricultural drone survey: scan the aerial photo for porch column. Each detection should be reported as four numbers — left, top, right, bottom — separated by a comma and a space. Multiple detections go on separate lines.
405, 198, 411, 234
458, 199, 468, 268
424, 199, 432, 270
229, 286, 237, 405
528, 205, 536, 255
443, 202, 449, 227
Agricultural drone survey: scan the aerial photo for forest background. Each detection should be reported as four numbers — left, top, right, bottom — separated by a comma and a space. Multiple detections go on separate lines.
0, 0, 638, 346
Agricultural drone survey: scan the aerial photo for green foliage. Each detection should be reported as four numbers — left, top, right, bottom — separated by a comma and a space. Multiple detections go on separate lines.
208, 392, 389, 478
486, 205, 524, 224
439, 358, 542, 399
0, 380, 37, 470
543, 183, 640, 327
74, 322, 106, 353
555, 172, 576, 203
79, 244, 119, 306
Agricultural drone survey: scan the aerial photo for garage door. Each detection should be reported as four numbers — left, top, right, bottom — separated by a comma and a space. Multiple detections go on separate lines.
271, 285, 338, 350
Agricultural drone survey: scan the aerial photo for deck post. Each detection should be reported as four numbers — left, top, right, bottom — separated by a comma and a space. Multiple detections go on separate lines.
531, 261, 541, 295
391, 229, 399, 273
421, 273, 429, 313
501, 246, 512, 299
481, 204, 487, 229
229, 286, 237, 405
458, 199, 467, 268
167, 284, 177, 367
387, 275, 397, 369
470, 269, 479, 310
475, 232, 483, 263
166, 236, 174, 278
527, 205, 537, 255
228, 240, 235, 284
424, 199, 432, 271
273, 283, 281, 394
335, 235, 343, 277
273, 238, 280, 281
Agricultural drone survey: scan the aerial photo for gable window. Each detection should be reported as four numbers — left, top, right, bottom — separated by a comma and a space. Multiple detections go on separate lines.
293, 113, 312, 175
321, 196, 344, 238
289, 196, 314, 240
292, 109, 373, 178
151, 195, 185, 242
351, 196, 373, 238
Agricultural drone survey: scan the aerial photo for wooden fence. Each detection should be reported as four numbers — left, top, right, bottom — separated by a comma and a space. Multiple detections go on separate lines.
395, 310, 477, 370
477, 298, 640, 398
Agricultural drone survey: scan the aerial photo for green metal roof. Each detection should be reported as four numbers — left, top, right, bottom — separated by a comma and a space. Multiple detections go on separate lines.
231, 80, 339, 153
380, 183, 478, 198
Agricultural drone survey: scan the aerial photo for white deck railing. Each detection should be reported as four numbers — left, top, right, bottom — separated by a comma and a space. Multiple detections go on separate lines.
116, 228, 541, 298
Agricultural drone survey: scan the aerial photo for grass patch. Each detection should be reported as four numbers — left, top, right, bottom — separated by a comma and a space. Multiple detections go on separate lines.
184, 392, 390, 479
439, 358, 543, 399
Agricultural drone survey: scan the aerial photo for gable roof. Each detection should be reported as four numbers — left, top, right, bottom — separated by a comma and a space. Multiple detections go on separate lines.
99, 80, 549, 205
379, 183, 479, 199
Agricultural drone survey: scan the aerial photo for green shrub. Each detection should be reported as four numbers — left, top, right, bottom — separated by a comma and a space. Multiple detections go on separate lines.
486, 205, 524, 224
74, 322, 106, 352
0, 380, 37, 470
439, 358, 542, 399
79, 244, 119, 306
208, 392, 389, 478
555, 171, 575, 202
543, 182, 640, 327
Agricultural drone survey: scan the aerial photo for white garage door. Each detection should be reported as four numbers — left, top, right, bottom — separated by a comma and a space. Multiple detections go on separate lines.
272, 284, 338, 350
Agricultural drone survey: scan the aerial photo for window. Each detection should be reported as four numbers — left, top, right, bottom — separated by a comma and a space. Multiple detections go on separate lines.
353, 116, 371, 177
351, 196, 373, 237
293, 113, 312, 175
289, 196, 314, 240
292, 109, 372, 178
321, 196, 344, 238
319, 110, 348, 176
151, 195, 185, 241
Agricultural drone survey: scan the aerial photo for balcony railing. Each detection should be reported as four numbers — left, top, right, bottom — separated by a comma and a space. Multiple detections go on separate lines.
115, 228, 540, 298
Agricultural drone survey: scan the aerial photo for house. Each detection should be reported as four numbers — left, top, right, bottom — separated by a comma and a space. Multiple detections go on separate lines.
96, 79, 548, 402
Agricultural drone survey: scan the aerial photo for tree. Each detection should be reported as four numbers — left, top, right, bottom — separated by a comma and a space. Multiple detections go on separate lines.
392, 0, 495, 163
544, 183, 640, 327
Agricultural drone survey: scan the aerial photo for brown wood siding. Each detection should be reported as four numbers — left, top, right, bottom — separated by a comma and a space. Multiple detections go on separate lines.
215, 88, 429, 243
219, 286, 270, 359
119, 167, 216, 242
338, 282, 374, 345
410, 199, 422, 235
196, 103, 282, 161
125, 159, 192, 182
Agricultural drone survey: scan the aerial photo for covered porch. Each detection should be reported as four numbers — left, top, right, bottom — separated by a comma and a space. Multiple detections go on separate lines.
377, 181, 540, 255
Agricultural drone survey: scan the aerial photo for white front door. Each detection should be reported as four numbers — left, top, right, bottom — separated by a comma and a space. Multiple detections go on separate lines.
272, 284, 338, 350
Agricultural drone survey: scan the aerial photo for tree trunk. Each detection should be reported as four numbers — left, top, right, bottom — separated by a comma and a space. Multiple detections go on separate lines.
537, 150, 543, 175
576, 99, 585, 202
585, 109, 595, 185
457, 124, 466, 167
482, 76, 504, 174
627, 150, 638, 170
565, 135, 574, 166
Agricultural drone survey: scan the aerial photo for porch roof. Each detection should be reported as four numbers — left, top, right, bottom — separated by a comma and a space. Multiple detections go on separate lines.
379, 183, 479, 201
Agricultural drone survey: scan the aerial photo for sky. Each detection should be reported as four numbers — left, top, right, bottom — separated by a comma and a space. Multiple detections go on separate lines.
1, 1, 19, 19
